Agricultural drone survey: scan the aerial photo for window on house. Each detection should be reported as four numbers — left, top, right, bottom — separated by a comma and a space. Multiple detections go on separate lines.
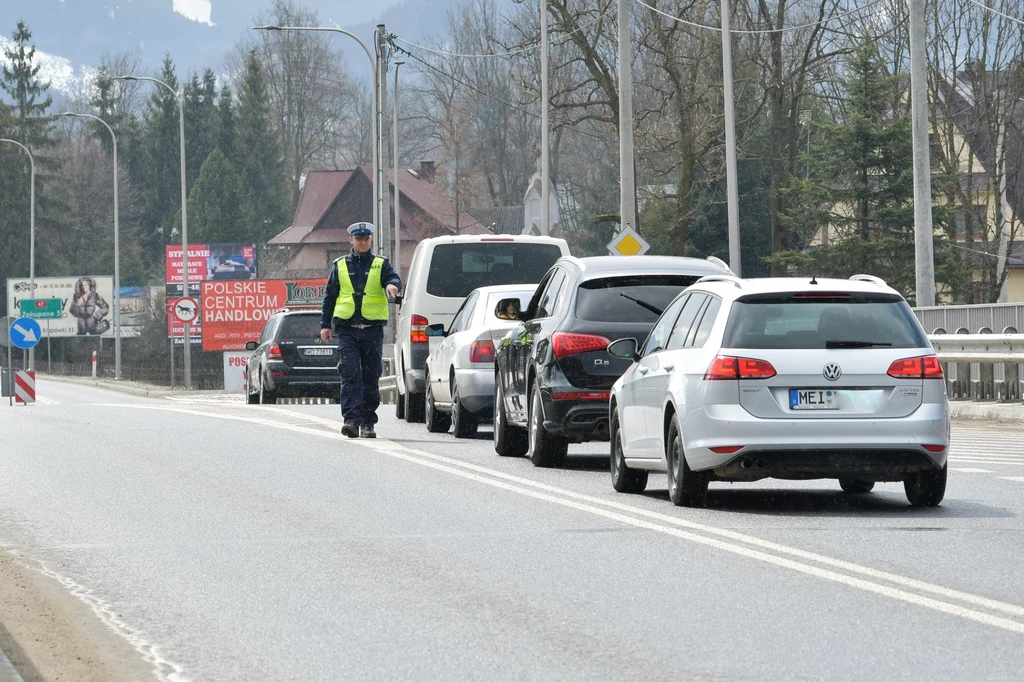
956, 205, 988, 241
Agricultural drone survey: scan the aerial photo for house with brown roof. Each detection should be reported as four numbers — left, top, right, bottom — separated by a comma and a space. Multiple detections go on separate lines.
267, 163, 489, 280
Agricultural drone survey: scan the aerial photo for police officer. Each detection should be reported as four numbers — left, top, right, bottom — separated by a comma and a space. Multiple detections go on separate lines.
320, 222, 402, 438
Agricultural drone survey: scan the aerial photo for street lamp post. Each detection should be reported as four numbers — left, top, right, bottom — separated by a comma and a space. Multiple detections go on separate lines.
113, 75, 192, 389
540, 0, 550, 236
59, 112, 122, 380
393, 60, 405, 279
0, 138, 36, 370
253, 25, 380, 231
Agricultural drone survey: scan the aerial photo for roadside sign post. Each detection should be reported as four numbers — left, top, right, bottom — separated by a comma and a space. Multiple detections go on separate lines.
607, 225, 651, 257
5, 317, 40, 406
1, 316, 13, 407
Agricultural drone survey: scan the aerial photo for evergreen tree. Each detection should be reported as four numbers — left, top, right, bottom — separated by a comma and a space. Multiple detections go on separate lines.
183, 69, 219, 188
142, 55, 184, 262
235, 50, 289, 243
217, 84, 235, 161
176, 148, 247, 243
768, 41, 964, 304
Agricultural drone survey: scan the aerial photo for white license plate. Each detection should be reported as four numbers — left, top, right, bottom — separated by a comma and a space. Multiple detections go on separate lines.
789, 389, 838, 410
303, 348, 334, 356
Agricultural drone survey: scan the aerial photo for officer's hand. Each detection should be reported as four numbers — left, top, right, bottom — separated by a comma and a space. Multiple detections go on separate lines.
386, 284, 399, 300
320, 328, 333, 343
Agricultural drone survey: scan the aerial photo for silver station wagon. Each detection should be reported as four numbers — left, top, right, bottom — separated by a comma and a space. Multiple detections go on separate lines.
607, 274, 950, 508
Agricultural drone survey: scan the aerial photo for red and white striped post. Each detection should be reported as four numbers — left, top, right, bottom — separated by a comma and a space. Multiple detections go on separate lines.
14, 370, 35, 405
92, 350, 98, 378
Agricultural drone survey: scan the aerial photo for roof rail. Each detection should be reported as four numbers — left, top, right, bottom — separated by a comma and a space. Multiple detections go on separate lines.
695, 274, 743, 289
705, 256, 735, 275
849, 274, 887, 287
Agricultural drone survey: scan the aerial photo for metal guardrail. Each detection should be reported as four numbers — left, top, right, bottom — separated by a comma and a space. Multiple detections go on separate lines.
927, 333, 1024, 402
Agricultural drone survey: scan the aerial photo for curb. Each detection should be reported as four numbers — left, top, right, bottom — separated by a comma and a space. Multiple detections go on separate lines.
949, 402, 1024, 422
36, 374, 232, 401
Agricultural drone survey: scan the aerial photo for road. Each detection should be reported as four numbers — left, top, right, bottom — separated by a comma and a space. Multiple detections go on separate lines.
2, 378, 1024, 681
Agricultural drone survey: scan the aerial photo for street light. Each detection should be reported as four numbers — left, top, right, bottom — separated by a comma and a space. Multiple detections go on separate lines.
253, 25, 380, 231
393, 60, 405, 278
113, 75, 193, 390
541, 0, 550, 236
58, 112, 122, 380
0, 138, 36, 370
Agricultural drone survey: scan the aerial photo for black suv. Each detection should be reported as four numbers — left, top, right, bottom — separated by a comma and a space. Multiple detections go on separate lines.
492, 255, 732, 467
245, 307, 338, 404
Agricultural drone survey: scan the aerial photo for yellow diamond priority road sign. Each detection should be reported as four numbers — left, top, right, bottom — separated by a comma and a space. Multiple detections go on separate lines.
607, 225, 650, 256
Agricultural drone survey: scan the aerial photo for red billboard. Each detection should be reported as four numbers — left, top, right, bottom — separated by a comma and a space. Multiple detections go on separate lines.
200, 279, 327, 351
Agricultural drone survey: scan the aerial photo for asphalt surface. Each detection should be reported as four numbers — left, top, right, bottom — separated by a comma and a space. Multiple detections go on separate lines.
2, 378, 1024, 681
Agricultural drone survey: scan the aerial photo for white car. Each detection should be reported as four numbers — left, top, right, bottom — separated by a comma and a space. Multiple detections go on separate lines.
423, 285, 537, 437
394, 234, 570, 423
608, 274, 950, 508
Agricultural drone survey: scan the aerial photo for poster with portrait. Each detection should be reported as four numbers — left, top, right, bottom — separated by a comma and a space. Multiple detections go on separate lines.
6, 276, 116, 338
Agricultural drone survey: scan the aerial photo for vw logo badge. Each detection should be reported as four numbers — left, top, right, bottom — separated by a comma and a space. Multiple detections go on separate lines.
823, 363, 842, 381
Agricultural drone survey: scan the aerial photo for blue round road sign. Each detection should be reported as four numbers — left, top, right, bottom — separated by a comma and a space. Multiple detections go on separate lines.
10, 317, 42, 350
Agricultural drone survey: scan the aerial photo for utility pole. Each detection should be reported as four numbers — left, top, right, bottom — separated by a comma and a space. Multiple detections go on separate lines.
908, 0, 936, 306
377, 25, 391, 264
721, 0, 741, 276
618, 0, 637, 233
540, 0, 551, 236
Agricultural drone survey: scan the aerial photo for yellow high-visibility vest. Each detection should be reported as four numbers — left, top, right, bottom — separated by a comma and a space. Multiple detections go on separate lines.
333, 256, 388, 321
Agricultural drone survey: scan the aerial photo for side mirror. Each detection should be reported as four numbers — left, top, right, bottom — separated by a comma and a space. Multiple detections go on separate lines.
245, 341, 258, 351
495, 297, 522, 321
607, 338, 639, 362
425, 323, 447, 337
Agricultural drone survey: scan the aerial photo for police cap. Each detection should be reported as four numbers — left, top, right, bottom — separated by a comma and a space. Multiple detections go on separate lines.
348, 222, 374, 237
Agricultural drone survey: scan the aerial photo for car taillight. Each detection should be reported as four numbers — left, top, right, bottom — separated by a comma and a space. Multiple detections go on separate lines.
550, 391, 610, 401
887, 355, 944, 379
411, 314, 429, 343
552, 332, 611, 359
704, 356, 777, 380
267, 342, 283, 360
469, 340, 496, 363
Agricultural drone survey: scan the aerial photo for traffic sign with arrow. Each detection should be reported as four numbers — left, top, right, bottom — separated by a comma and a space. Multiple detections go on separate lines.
9, 317, 42, 350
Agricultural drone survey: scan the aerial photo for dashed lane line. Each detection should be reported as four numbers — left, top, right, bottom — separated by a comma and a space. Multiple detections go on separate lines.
92, 402, 1024, 637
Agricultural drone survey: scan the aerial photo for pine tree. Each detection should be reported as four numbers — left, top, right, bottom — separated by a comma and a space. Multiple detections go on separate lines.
769, 41, 964, 303
217, 84, 235, 161
235, 50, 289, 243
141, 55, 184, 262
176, 148, 247, 243
183, 69, 219, 189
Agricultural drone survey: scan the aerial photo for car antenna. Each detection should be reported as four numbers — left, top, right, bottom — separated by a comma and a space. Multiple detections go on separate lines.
810, 275, 818, 285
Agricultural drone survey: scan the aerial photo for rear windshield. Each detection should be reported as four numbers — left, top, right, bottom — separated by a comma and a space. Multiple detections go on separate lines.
277, 314, 322, 339
722, 293, 929, 349
426, 243, 563, 298
575, 275, 701, 323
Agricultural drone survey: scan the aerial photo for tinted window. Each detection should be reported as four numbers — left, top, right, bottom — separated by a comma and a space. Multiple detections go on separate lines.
425, 243, 563, 298
688, 297, 722, 348
450, 293, 478, 333
722, 293, 929, 349
535, 269, 566, 319
277, 314, 322, 339
488, 290, 535, 321
665, 294, 708, 350
575, 275, 701, 323
643, 294, 689, 356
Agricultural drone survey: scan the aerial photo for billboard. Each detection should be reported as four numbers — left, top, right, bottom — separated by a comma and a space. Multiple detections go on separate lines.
200, 279, 327, 351
165, 243, 258, 297
7, 276, 115, 338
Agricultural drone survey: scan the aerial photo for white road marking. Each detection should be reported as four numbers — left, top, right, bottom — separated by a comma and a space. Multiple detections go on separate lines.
97, 402, 1024, 637
12, 554, 189, 682
34, 395, 58, 405
950, 468, 993, 473
998, 477, 1024, 483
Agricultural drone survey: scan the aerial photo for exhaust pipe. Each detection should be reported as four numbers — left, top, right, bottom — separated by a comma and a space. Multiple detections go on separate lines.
594, 420, 609, 438
756, 459, 767, 469
740, 458, 754, 470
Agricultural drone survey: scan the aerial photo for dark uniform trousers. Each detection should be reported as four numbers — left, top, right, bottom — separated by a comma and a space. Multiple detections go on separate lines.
335, 324, 384, 426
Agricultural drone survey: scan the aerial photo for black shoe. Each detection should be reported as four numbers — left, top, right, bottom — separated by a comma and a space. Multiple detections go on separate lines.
359, 425, 376, 439
341, 422, 360, 438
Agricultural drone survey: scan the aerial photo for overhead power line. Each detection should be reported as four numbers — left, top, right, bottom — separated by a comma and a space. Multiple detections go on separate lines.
965, 0, 1024, 27
633, 0, 888, 34
390, 7, 614, 60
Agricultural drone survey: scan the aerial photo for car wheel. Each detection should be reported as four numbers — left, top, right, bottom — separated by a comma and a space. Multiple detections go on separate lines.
527, 383, 568, 468
839, 478, 875, 494
404, 387, 425, 423
246, 370, 259, 404
425, 374, 451, 433
666, 419, 707, 508
610, 412, 648, 493
259, 370, 277, 405
395, 377, 406, 419
904, 464, 947, 507
451, 381, 478, 438
494, 379, 527, 457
